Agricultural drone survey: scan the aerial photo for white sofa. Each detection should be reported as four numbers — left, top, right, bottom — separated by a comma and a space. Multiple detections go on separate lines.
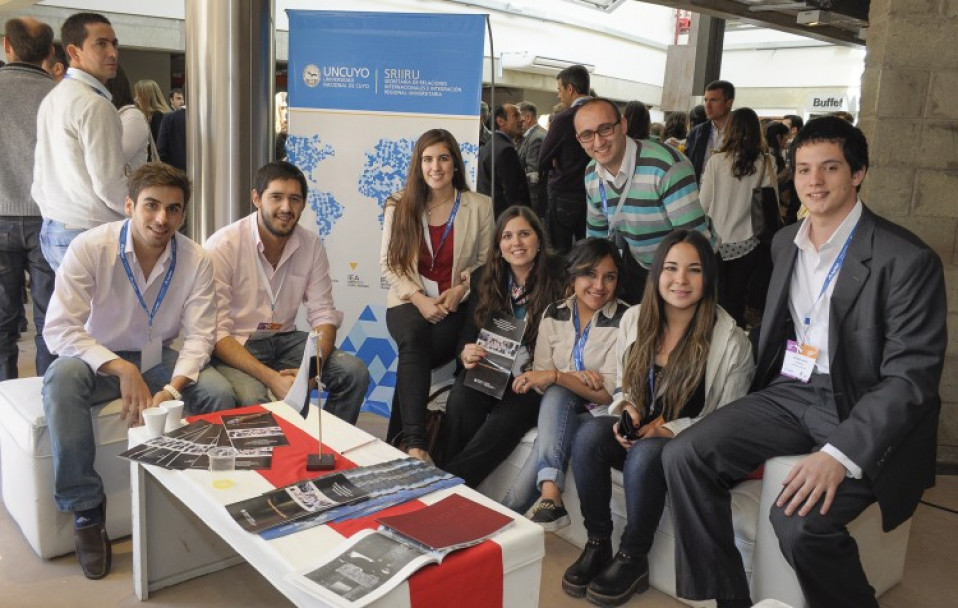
477, 429, 910, 607
0, 377, 131, 559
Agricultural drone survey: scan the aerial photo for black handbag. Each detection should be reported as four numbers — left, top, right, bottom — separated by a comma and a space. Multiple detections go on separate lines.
751, 156, 782, 242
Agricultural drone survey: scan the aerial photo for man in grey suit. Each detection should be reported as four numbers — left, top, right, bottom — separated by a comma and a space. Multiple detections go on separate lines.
517, 101, 547, 214
662, 117, 946, 608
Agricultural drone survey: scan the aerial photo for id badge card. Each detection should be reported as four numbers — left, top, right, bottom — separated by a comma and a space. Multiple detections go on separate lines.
780, 340, 819, 383
141, 337, 162, 373
250, 321, 283, 341
421, 277, 440, 298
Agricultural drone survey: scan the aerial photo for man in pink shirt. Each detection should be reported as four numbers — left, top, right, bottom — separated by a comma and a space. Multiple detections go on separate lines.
205, 161, 368, 423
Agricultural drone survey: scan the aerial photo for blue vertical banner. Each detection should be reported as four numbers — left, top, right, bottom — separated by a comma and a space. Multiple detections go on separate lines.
287, 11, 486, 417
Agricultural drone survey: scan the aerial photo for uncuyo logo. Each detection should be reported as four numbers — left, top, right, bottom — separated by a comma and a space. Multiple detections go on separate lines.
303, 64, 320, 87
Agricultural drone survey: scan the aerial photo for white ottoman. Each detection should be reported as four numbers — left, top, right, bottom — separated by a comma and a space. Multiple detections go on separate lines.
0, 377, 131, 559
479, 428, 762, 607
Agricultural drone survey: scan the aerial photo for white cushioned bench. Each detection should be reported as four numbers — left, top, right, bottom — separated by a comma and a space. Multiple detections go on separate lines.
0, 377, 131, 559
478, 429, 909, 607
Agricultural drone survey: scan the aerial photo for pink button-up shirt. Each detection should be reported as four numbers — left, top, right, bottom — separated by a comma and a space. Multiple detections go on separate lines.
205, 213, 343, 345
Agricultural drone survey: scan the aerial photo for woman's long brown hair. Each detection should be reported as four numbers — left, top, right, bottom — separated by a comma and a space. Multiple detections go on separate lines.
474, 206, 565, 366
385, 129, 469, 277
717, 107, 767, 179
622, 230, 718, 421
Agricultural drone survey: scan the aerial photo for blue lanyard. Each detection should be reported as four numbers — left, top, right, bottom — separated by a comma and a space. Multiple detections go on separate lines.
571, 301, 592, 372
119, 220, 177, 329
802, 225, 857, 330
427, 190, 461, 271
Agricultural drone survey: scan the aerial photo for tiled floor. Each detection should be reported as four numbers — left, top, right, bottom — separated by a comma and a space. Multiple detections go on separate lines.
2, 314, 956, 607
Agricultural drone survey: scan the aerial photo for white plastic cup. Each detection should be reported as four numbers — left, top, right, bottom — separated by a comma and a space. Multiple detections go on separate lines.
159, 400, 185, 431
208, 447, 237, 489
142, 407, 168, 439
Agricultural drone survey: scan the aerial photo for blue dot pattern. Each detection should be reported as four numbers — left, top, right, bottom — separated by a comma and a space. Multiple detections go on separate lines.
358, 138, 416, 227
286, 134, 343, 238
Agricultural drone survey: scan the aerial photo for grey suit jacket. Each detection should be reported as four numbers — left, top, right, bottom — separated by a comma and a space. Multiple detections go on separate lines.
517, 124, 547, 175
753, 205, 945, 531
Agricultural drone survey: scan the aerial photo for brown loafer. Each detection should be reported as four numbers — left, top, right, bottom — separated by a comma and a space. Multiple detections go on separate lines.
74, 520, 111, 579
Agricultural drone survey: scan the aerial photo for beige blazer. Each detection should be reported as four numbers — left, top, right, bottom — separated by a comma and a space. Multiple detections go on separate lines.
380, 189, 493, 308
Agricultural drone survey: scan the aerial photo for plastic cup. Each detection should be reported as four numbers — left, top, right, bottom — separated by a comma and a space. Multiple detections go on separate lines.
209, 447, 237, 489
159, 400, 185, 431
142, 408, 168, 439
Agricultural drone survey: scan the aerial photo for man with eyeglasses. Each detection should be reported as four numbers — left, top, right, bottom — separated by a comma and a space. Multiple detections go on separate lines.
576, 97, 713, 304
685, 80, 735, 183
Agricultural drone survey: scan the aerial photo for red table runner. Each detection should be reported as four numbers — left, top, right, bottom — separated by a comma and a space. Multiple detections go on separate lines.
191, 405, 505, 607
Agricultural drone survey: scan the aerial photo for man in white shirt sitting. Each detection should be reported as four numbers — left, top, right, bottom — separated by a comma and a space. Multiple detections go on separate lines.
42, 163, 235, 580
205, 161, 368, 424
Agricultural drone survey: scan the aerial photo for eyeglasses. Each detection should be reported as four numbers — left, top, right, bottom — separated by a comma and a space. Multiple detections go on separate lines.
575, 122, 618, 143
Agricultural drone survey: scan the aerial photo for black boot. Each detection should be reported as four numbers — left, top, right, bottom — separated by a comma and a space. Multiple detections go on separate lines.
585, 551, 649, 607
562, 538, 612, 598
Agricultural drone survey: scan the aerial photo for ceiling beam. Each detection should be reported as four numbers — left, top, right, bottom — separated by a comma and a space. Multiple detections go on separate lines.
643, 0, 865, 46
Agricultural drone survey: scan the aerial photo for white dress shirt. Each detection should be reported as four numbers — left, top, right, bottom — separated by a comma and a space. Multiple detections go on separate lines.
32, 68, 127, 228
205, 213, 344, 345
594, 136, 637, 190
788, 200, 864, 477
43, 220, 217, 381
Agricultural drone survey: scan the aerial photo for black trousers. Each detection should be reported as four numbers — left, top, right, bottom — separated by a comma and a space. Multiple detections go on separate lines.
662, 374, 879, 607
385, 303, 464, 450
546, 191, 586, 254
440, 373, 541, 487
718, 243, 771, 328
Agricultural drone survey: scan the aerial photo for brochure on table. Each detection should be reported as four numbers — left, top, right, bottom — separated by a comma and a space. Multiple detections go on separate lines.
286, 494, 513, 606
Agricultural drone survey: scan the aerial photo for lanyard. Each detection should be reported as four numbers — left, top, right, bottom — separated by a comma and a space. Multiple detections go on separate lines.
597, 164, 636, 236
64, 70, 109, 99
571, 301, 593, 372
119, 220, 176, 329
422, 190, 461, 271
254, 249, 288, 315
800, 225, 857, 338
646, 366, 661, 420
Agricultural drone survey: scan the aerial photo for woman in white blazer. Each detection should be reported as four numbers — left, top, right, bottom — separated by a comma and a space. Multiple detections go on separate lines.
380, 128, 493, 462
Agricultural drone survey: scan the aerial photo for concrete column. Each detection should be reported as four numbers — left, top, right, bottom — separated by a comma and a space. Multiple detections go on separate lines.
661, 13, 725, 111
184, 0, 274, 242
859, 0, 958, 465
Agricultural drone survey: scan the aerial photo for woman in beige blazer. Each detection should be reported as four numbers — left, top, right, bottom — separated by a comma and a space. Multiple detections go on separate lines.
381, 128, 493, 462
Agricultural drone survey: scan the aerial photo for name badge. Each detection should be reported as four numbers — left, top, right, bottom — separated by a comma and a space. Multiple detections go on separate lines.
421, 277, 440, 298
250, 322, 283, 341
141, 338, 162, 373
780, 340, 818, 383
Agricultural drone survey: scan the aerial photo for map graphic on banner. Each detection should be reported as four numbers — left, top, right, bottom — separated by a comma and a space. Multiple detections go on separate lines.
287, 11, 486, 417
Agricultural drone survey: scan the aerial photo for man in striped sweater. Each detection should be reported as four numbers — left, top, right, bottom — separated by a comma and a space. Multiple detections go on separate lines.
576, 97, 714, 303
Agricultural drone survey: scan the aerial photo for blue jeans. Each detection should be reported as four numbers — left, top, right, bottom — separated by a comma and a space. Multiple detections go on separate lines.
0, 216, 56, 378
212, 331, 369, 424
43, 348, 235, 512
502, 384, 591, 513
40, 218, 85, 272
572, 416, 670, 556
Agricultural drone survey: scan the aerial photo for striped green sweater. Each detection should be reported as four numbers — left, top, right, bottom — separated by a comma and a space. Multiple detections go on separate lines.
585, 139, 714, 268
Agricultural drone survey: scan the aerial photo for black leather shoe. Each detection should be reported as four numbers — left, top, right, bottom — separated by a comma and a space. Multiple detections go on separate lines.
74, 502, 111, 580
586, 551, 649, 607
562, 538, 612, 598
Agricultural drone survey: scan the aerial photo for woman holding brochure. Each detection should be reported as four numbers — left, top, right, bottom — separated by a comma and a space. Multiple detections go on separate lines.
561, 230, 754, 606
499, 238, 630, 529
439, 206, 565, 484
381, 129, 493, 463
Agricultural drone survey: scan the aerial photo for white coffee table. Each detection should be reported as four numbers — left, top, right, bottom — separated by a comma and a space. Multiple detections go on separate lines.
129, 402, 544, 606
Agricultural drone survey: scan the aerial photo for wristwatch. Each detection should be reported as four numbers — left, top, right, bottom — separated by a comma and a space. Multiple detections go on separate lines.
163, 383, 182, 400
